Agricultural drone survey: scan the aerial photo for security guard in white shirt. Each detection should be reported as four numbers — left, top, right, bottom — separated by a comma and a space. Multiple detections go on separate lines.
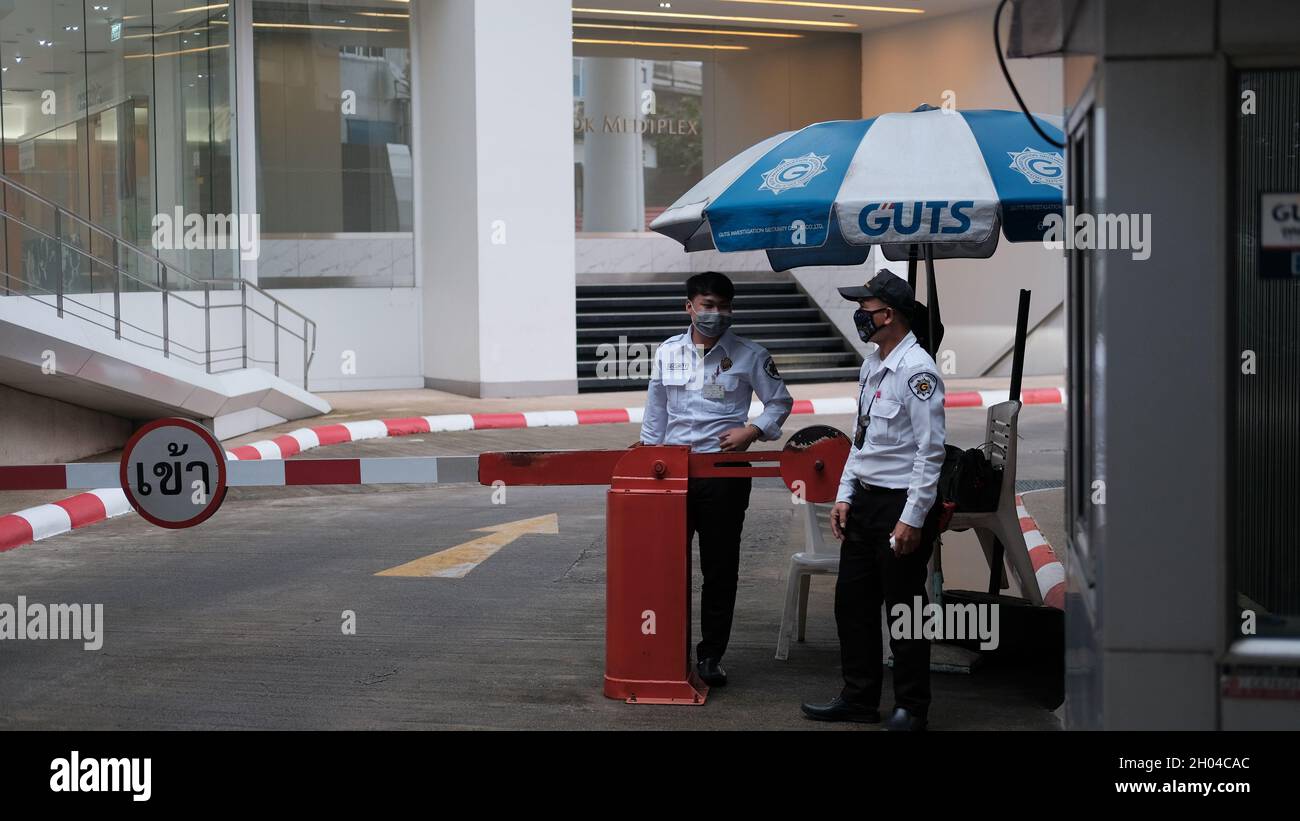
801, 270, 945, 731
641, 272, 793, 687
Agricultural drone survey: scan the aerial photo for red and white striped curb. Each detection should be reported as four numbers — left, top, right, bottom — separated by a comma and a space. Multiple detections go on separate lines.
223, 386, 1067, 462
1017, 494, 1065, 610
0, 489, 132, 554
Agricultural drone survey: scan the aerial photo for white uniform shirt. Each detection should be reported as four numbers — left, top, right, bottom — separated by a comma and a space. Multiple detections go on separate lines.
640, 328, 794, 453
835, 331, 946, 528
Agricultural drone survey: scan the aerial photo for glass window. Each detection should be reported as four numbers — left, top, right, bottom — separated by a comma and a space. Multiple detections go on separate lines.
1232, 69, 1300, 638
1066, 103, 1101, 592
151, 0, 237, 282
574, 55, 704, 233
0, 0, 237, 294
572, 20, 859, 234
251, 0, 413, 288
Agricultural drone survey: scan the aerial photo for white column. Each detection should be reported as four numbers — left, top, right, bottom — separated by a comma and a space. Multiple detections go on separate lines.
580, 57, 645, 232
415, 0, 576, 397
232, 0, 258, 284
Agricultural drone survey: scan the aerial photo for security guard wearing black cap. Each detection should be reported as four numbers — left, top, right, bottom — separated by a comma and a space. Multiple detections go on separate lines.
801, 270, 946, 731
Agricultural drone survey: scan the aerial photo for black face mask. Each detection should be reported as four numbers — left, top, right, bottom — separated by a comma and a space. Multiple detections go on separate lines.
853, 308, 887, 343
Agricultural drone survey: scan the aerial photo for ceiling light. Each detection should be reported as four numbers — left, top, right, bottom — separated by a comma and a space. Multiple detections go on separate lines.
573, 23, 802, 38
124, 43, 228, 59
252, 22, 400, 33
572, 7, 856, 28
122, 25, 212, 40
573, 38, 747, 50
173, 3, 229, 13
718, 0, 923, 11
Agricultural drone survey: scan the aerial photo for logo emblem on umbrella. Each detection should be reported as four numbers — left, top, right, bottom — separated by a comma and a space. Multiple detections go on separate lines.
1007, 147, 1064, 190
759, 153, 830, 195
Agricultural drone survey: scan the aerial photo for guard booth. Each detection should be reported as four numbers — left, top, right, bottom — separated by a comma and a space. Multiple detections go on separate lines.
1008, 0, 1300, 729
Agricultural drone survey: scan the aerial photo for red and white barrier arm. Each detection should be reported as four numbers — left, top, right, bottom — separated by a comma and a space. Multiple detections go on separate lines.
0, 457, 480, 492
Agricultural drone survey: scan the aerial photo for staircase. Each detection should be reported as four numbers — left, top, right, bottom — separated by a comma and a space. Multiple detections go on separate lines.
0, 171, 317, 386
0, 171, 328, 438
577, 277, 861, 392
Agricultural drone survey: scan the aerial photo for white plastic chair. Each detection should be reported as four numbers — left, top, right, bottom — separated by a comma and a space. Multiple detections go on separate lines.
775, 503, 840, 660
774, 503, 899, 662
945, 400, 1043, 605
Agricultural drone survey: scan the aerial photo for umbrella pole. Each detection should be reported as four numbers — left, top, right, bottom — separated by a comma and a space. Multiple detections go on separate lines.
923, 244, 946, 606
924, 244, 941, 357
907, 244, 918, 292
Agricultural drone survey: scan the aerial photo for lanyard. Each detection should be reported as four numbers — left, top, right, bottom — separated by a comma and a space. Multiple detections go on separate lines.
854, 367, 886, 449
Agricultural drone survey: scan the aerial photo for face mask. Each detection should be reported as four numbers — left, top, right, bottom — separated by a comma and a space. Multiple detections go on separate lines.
691, 307, 733, 338
853, 308, 885, 343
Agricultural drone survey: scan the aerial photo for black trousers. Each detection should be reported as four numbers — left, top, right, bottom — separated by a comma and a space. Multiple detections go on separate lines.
685, 476, 753, 662
835, 484, 941, 716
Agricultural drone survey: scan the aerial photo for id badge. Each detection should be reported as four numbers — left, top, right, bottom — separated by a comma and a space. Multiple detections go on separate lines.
702, 383, 725, 400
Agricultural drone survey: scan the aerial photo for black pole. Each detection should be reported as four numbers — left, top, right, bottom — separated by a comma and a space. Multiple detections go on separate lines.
923, 245, 941, 356
1009, 288, 1031, 402
906, 245, 918, 292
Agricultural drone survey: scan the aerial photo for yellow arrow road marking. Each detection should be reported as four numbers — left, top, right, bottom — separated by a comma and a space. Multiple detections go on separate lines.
375, 513, 559, 579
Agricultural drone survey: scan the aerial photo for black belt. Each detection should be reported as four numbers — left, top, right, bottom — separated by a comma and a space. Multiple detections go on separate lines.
856, 480, 906, 495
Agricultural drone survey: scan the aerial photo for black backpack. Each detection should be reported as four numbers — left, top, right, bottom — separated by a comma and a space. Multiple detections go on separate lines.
938, 444, 1002, 520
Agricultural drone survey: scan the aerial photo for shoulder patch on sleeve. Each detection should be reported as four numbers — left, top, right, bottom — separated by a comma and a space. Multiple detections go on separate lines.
908, 371, 938, 401
764, 356, 782, 380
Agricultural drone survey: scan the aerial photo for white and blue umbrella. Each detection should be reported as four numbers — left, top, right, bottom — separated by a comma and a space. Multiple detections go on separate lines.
650, 106, 1064, 271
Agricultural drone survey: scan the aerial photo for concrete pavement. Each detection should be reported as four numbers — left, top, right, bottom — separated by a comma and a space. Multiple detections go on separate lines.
0, 403, 1065, 730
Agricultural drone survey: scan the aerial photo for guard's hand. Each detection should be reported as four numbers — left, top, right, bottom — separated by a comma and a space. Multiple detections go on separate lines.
891, 521, 920, 556
718, 425, 758, 452
830, 502, 851, 541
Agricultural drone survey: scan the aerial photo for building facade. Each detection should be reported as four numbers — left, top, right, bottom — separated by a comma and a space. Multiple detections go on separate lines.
1, 0, 1064, 401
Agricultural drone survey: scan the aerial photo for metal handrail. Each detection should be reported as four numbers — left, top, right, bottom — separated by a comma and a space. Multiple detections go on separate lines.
0, 172, 208, 289
0, 274, 213, 368
0, 171, 318, 389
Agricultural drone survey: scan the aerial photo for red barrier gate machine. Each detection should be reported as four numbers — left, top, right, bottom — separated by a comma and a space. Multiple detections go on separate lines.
478, 425, 849, 705
1, 418, 848, 707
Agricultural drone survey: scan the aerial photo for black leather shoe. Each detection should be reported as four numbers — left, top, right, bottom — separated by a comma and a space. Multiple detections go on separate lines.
696, 658, 727, 687
800, 697, 881, 724
883, 707, 928, 731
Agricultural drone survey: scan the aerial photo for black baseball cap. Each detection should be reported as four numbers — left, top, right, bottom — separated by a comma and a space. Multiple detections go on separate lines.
838, 270, 916, 315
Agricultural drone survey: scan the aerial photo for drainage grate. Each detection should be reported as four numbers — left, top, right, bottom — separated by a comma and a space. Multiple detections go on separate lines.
1015, 479, 1065, 493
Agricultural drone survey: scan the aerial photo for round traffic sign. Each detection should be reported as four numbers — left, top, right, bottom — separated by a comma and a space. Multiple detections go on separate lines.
119, 418, 228, 529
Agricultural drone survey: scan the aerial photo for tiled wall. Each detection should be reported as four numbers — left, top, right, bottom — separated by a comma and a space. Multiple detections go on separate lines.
258, 236, 415, 284
576, 234, 773, 275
